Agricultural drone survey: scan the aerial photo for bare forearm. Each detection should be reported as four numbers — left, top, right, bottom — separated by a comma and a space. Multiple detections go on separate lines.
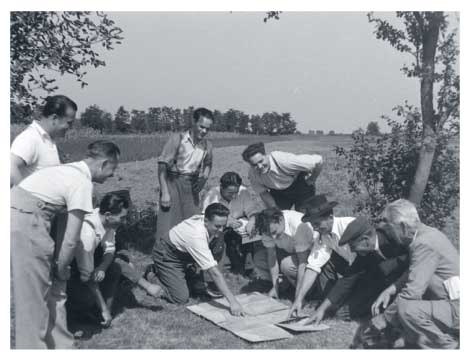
98, 253, 115, 272
157, 163, 170, 194
295, 263, 307, 297
295, 268, 319, 305
87, 281, 108, 313
208, 268, 237, 304
260, 191, 277, 208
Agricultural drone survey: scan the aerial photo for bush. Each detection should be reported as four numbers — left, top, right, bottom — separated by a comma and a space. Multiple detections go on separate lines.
335, 104, 459, 229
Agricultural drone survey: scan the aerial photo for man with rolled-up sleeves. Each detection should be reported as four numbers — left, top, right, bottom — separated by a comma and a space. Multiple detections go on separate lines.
241, 142, 322, 210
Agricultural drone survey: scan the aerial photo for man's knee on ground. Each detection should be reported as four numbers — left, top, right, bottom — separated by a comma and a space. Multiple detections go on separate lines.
167, 288, 190, 305
280, 257, 297, 280
397, 299, 424, 325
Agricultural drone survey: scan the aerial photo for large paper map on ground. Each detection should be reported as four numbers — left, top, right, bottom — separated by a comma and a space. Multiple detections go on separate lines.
187, 292, 294, 342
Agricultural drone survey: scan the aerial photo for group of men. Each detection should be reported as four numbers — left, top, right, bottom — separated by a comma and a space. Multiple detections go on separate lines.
10, 95, 459, 349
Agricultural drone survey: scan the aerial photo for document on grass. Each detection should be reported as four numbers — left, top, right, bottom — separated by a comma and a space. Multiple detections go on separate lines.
187, 292, 294, 342
276, 318, 330, 332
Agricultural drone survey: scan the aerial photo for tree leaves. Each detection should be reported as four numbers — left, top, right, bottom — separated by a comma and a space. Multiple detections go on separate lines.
10, 11, 124, 109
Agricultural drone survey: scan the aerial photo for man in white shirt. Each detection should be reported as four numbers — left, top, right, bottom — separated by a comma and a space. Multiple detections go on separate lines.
11, 140, 120, 349
10, 95, 77, 187
242, 142, 322, 210
288, 195, 356, 318
202, 171, 262, 274
152, 203, 245, 316
253, 208, 319, 299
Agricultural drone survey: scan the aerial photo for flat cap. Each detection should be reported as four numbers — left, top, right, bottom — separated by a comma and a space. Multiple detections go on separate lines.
338, 215, 374, 246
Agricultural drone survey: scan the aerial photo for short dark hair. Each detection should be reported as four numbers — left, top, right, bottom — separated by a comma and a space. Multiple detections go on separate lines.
220, 172, 242, 189
99, 191, 130, 215
255, 207, 283, 235
86, 140, 121, 160
242, 142, 266, 162
42, 95, 77, 118
193, 107, 214, 123
205, 202, 230, 221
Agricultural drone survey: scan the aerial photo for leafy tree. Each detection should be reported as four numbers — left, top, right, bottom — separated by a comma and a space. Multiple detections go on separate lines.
367, 12, 459, 206
130, 109, 148, 133
366, 121, 381, 136
114, 106, 131, 133
11, 11, 123, 108
328, 130, 336, 136
80, 105, 113, 133
335, 103, 458, 229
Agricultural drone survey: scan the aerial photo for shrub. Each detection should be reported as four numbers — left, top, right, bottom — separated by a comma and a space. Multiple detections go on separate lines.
335, 103, 459, 229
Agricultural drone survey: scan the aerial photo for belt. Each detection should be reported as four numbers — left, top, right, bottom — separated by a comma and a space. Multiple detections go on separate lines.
11, 187, 65, 220
167, 170, 198, 179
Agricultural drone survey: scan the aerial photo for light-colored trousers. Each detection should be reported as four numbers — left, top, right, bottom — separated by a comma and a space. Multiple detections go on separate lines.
397, 298, 459, 349
10, 187, 74, 349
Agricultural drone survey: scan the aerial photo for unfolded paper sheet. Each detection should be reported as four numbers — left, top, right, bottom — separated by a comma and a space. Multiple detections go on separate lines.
187, 292, 294, 342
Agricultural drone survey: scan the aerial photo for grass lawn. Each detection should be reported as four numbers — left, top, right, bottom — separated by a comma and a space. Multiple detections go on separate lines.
11, 136, 459, 349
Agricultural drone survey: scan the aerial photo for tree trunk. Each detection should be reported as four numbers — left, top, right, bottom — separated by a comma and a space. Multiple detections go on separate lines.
408, 12, 444, 206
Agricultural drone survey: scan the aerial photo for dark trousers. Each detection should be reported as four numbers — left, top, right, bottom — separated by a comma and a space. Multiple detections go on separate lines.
223, 228, 254, 274
269, 172, 315, 210
321, 256, 407, 319
66, 249, 122, 317
152, 235, 202, 304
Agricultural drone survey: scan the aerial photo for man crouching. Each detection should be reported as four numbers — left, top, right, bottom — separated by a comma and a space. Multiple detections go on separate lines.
152, 203, 245, 316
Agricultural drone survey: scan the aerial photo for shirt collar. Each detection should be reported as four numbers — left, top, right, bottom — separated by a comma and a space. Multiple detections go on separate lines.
331, 216, 340, 239
31, 120, 53, 141
375, 234, 386, 259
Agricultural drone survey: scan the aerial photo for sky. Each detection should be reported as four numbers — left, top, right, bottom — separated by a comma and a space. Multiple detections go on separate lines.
42, 12, 458, 133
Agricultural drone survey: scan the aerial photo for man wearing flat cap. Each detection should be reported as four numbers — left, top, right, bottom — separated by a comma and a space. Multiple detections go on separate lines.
242, 142, 323, 210
287, 194, 356, 317
290, 216, 408, 323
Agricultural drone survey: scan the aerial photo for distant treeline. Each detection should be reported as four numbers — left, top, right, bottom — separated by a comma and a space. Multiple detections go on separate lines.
11, 103, 298, 135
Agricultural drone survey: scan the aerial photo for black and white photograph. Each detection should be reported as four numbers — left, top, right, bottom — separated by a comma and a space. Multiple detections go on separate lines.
6, 1, 463, 351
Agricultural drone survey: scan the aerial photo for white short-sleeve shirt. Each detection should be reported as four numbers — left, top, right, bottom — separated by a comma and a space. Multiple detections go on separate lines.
249, 151, 323, 194
169, 215, 217, 270
202, 185, 262, 220
18, 161, 94, 213
75, 208, 116, 281
10, 121, 60, 177
306, 216, 356, 273
262, 210, 319, 254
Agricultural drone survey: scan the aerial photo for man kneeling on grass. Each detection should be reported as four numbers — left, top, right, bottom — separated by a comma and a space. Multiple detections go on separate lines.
152, 203, 246, 316
67, 191, 164, 328
253, 207, 319, 299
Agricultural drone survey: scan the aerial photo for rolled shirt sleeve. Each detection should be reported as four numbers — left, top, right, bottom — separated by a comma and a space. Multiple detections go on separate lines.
274, 152, 323, 174
11, 132, 38, 166
102, 229, 116, 255
66, 181, 94, 213
157, 133, 181, 167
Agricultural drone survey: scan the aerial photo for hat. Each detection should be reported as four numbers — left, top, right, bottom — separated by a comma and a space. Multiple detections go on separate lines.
338, 216, 374, 246
300, 194, 339, 222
